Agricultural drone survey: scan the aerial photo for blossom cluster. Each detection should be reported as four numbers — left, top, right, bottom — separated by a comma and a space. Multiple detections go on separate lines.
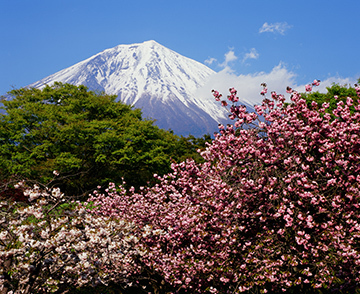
0, 184, 143, 293
88, 81, 360, 293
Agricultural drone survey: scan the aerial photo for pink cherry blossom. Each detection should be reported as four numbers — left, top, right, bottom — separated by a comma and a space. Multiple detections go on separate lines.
305, 84, 313, 92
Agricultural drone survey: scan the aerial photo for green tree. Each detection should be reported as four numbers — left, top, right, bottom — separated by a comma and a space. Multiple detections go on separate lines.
301, 80, 359, 114
169, 133, 212, 164
0, 83, 202, 197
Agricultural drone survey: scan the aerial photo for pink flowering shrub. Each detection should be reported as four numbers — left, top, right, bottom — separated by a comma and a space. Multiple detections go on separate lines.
88, 82, 360, 293
0, 182, 144, 294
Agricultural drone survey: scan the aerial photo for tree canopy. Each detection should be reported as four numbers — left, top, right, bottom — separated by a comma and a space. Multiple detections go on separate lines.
0, 83, 210, 197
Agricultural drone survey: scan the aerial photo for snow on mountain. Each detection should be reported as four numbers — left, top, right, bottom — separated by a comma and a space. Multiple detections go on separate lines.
29, 40, 232, 136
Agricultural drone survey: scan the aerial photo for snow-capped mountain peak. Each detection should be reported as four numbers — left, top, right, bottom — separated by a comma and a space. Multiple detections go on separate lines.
30, 40, 230, 136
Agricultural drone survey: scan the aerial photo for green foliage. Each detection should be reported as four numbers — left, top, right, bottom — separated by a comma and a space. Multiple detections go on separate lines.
301, 81, 359, 114
170, 133, 212, 163
0, 83, 209, 197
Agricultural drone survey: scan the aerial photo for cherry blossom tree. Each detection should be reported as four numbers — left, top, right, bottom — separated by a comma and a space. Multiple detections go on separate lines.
88, 81, 360, 293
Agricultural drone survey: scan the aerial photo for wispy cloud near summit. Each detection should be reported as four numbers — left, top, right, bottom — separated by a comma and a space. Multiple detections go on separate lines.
205, 49, 238, 71
204, 57, 217, 66
242, 48, 259, 63
220, 50, 238, 68
259, 22, 292, 35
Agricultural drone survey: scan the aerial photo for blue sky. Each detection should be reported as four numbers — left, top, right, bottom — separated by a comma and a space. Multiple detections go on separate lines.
1, 0, 359, 101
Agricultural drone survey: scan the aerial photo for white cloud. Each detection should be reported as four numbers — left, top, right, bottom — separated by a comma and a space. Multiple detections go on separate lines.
196, 63, 298, 105
242, 48, 259, 63
199, 48, 357, 107
259, 22, 292, 35
224, 50, 237, 64
205, 49, 238, 71
204, 57, 217, 65
197, 64, 358, 108
219, 49, 238, 69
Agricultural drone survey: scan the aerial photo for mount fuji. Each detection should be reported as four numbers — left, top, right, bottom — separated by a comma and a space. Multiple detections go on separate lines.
29, 40, 231, 136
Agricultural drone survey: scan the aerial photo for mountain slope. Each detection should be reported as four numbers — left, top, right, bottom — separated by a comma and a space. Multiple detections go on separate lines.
30, 40, 230, 136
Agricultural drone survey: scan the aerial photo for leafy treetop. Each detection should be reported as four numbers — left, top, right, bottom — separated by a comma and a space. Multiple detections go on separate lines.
0, 83, 210, 198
